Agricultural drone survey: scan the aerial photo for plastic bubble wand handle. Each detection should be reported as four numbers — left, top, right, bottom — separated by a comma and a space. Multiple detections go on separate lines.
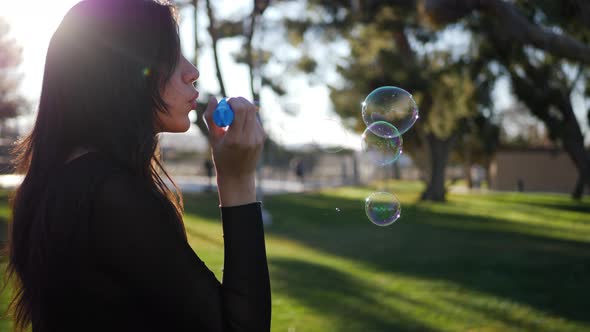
213, 98, 234, 127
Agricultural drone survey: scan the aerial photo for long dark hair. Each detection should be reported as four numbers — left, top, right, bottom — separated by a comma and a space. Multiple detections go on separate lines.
1, 0, 187, 330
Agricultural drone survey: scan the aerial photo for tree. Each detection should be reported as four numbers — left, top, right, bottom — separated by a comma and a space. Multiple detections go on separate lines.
0, 18, 27, 138
436, 0, 590, 198
273, 0, 590, 199
498, 48, 589, 199
272, 1, 490, 201
420, 0, 590, 64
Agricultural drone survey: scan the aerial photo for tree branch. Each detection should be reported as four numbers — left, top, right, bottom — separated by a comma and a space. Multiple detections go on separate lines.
422, 0, 590, 64
205, 0, 227, 96
246, 4, 258, 102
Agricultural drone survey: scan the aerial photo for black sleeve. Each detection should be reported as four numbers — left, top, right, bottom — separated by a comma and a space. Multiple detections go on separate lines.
90, 173, 271, 331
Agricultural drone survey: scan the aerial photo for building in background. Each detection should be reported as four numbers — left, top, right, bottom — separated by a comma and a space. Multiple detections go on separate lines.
489, 147, 584, 193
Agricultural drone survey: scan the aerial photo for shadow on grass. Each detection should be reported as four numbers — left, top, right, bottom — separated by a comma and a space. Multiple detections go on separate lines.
486, 192, 590, 215
269, 257, 437, 332
503, 199, 590, 215
185, 191, 590, 324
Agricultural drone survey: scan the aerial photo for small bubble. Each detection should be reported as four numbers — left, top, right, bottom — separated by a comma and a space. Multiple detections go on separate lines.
365, 192, 401, 226
335, 208, 341, 212
361, 122, 403, 166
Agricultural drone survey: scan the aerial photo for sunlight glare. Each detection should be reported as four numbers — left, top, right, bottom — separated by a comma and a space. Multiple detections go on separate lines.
0, 0, 82, 96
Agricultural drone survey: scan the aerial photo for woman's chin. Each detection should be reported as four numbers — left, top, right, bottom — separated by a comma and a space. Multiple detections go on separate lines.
181, 118, 192, 132
166, 119, 191, 133
155, 114, 192, 133
172, 125, 190, 133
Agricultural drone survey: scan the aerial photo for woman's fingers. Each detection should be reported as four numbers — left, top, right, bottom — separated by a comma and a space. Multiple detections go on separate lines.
255, 114, 265, 144
243, 104, 259, 146
226, 97, 259, 144
210, 96, 265, 182
203, 96, 263, 148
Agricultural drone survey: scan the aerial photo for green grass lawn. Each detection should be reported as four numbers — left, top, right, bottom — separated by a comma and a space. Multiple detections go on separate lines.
1, 197, 11, 332
1, 182, 590, 331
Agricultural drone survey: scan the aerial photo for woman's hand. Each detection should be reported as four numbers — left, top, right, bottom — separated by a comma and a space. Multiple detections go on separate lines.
203, 96, 265, 206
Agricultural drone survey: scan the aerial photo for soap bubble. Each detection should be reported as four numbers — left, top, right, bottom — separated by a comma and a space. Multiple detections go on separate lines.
361, 121, 403, 166
365, 192, 401, 226
362, 86, 419, 135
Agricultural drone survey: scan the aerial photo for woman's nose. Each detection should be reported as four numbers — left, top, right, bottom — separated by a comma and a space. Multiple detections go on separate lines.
185, 65, 199, 85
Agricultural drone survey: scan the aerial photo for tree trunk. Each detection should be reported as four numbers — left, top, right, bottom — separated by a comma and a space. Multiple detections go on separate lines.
190, 0, 210, 139
557, 97, 590, 200
498, 48, 590, 200
564, 144, 590, 200
246, 7, 260, 102
465, 161, 473, 189
205, 0, 227, 96
193, 0, 199, 68
573, 175, 585, 198
393, 162, 401, 180
353, 153, 360, 185
562, 109, 590, 200
421, 133, 452, 201
463, 141, 473, 189
484, 160, 492, 190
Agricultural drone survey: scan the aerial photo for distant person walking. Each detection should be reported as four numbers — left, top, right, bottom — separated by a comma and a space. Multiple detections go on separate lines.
2, 1, 270, 331
295, 159, 306, 184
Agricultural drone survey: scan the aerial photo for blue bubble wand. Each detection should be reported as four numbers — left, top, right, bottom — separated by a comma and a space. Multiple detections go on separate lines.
213, 98, 262, 127
213, 98, 234, 127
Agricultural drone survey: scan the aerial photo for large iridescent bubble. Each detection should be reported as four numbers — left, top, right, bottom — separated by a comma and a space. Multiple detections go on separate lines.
362, 86, 419, 136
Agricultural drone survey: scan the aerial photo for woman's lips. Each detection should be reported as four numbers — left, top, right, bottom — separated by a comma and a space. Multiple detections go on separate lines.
190, 91, 199, 110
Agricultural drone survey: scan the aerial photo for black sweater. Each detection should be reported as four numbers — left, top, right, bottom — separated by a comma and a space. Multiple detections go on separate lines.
35, 152, 271, 331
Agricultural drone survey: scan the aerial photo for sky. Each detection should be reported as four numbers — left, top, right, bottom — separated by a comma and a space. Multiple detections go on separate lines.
1, 0, 588, 149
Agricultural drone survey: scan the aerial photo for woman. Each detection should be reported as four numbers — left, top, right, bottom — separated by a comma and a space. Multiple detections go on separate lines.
2, 0, 270, 331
